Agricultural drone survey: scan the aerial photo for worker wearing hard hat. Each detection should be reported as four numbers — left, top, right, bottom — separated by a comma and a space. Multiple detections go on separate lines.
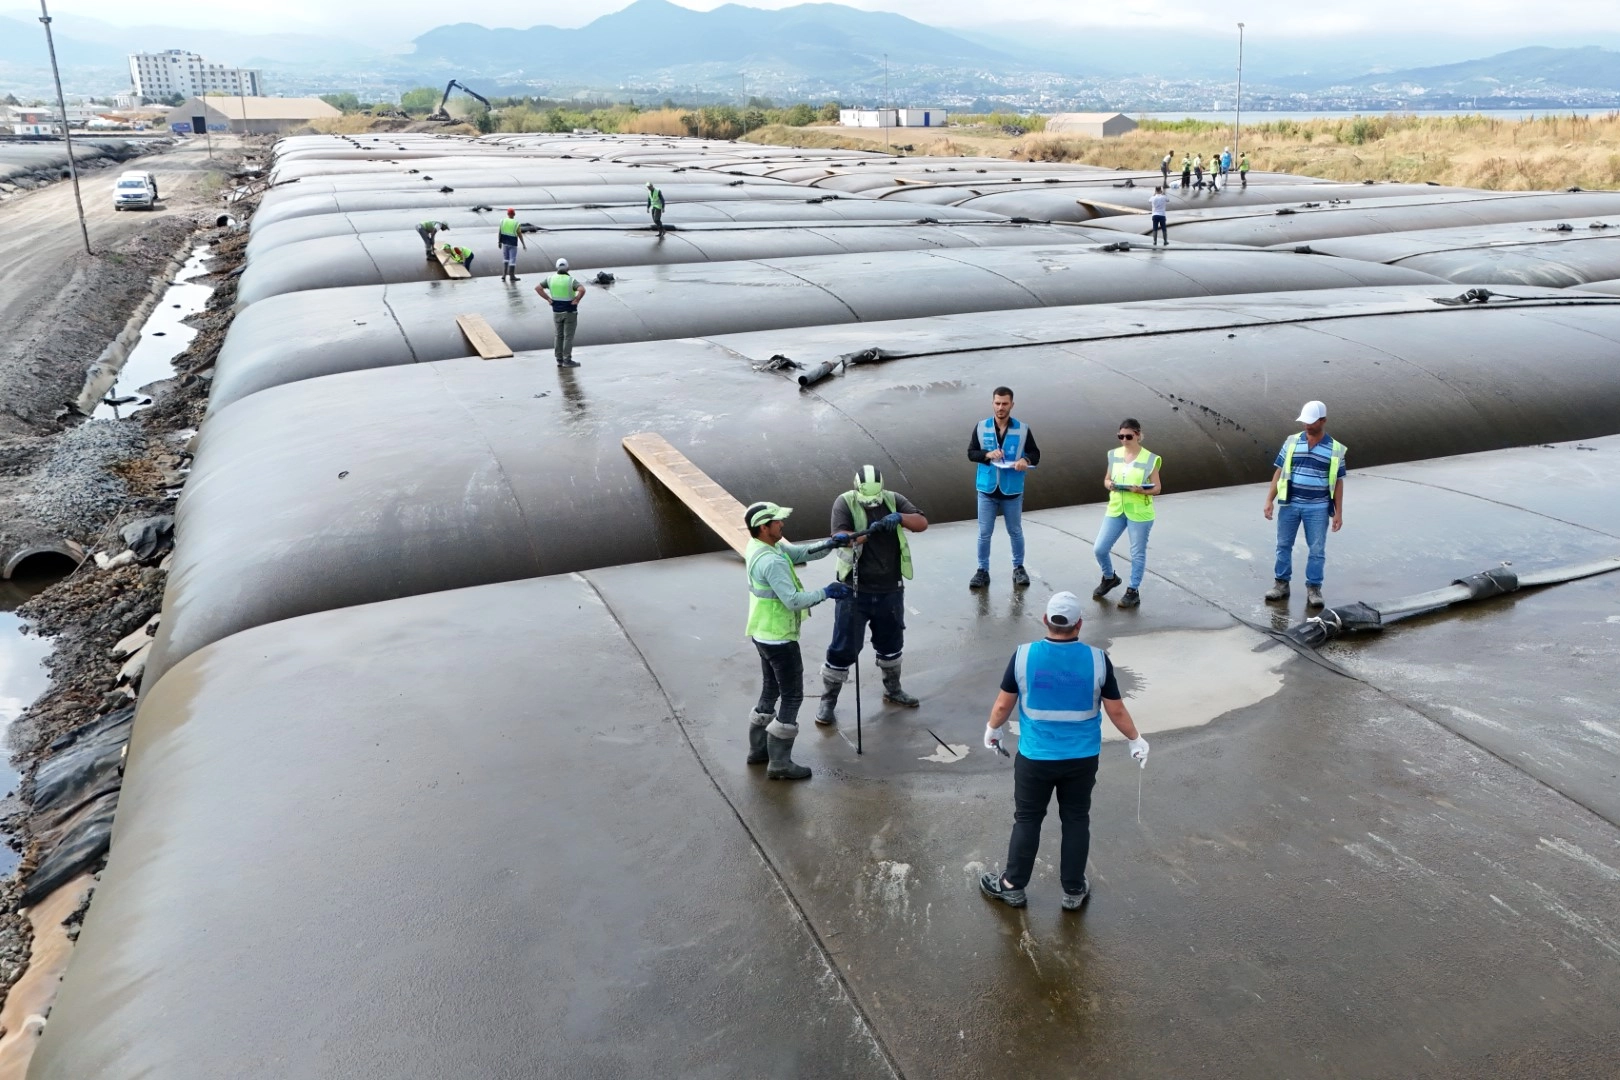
817, 465, 929, 724
1263, 400, 1348, 609
646, 181, 666, 236
496, 208, 526, 284
537, 258, 586, 368
743, 501, 852, 780
417, 219, 449, 261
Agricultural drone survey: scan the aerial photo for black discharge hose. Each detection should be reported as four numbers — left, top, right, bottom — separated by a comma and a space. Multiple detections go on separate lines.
1285, 556, 1620, 649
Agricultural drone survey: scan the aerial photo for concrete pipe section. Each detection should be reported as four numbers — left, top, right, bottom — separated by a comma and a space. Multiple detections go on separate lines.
242, 201, 1019, 260
150, 286, 1620, 681
251, 183, 824, 230
35, 439, 1620, 1079
1085, 190, 1620, 246
1284, 218, 1620, 287
209, 247, 1444, 410
234, 221, 1122, 308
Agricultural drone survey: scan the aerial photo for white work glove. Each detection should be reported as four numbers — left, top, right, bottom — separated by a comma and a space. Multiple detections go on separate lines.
1128, 736, 1150, 765
984, 724, 1006, 753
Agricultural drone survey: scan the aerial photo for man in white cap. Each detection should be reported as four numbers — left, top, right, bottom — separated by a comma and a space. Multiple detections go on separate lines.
743, 501, 853, 780
1263, 400, 1347, 608
980, 591, 1148, 911
536, 258, 586, 368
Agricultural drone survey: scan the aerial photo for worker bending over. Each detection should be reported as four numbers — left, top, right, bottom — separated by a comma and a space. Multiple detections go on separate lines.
744, 502, 852, 781
440, 243, 474, 272
497, 208, 526, 283
817, 465, 929, 724
537, 258, 586, 368
417, 220, 449, 261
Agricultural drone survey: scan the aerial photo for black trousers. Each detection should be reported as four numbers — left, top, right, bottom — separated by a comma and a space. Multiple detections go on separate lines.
1003, 753, 1099, 894
753, 639, 804, 727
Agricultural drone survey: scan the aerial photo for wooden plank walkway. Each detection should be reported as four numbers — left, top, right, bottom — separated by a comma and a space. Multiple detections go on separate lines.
455, 314, 513, 360
621, 432, 749, 555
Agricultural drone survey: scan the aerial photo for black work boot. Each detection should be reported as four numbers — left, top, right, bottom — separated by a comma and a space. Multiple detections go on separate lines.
815, 668, 843, 725
747, 711, 771, 765
765, 722, 811, 780
968, 568, 990, 590
1092, 573, 1122, 599
879, 660, 919, 708
1117, 588, 1141, 609
1012, 565, 1031, 588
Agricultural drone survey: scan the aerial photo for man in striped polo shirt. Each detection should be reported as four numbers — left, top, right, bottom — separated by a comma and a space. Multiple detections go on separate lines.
1263, 400, 1347, 609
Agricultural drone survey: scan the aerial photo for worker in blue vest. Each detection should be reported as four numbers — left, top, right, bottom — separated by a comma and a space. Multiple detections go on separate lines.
816, 465, 928, 724
496, 208, 526, 284
980, 591, 1148, 911
967, 386, 1039, 590
1263, 400, 1348, 609
1092, 418, 1163, 608
743, 501, 852, 780
646, 182, 666, 236
537, 258, 586, 368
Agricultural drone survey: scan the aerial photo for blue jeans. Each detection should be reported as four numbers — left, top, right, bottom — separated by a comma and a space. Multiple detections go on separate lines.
977, 491, 1024, 570
1274, 501, 1330, 586
1094, 514, 1153, 589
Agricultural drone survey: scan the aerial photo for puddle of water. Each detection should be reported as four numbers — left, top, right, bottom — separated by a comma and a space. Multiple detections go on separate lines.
0, 578, 57, 876
1105, 625, 1291, 738
94, 244, 213, 419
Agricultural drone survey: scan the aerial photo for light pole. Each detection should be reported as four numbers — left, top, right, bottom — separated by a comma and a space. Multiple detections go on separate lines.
1234, 22, 1245, 172
37, 0, 91, 256
883, 52, 890, 151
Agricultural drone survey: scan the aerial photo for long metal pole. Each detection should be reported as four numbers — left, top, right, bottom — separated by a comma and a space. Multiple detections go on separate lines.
38, 0, 91, 256
884, 53, 890, 151
1234, 22, 1245, 168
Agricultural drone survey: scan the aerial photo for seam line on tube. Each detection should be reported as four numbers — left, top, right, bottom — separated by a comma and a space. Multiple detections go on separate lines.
378, 285, 420, 363
579, 573, 908, 1080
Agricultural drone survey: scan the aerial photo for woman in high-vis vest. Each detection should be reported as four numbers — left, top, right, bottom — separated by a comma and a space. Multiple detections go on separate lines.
1092, 418, 1162, 609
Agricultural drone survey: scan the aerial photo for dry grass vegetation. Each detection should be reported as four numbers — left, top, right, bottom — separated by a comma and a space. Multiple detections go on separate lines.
1013, 112, 1620, 190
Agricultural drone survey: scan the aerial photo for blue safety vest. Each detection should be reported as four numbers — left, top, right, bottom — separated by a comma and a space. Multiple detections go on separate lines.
1013, 640, 1107, 760
976, 417, 1026, 496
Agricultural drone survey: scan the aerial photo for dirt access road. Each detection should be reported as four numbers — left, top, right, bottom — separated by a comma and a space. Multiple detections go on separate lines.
0, 136, 240, 436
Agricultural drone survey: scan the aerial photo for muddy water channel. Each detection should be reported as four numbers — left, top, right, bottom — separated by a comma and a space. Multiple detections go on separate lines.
94, 244, 213, 419
0, 575, 57, 876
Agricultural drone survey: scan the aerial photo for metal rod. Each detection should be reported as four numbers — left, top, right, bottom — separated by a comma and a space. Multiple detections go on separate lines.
1234, 22, 1245, 170
852, 554, 862, 755
38, 0, 91, 256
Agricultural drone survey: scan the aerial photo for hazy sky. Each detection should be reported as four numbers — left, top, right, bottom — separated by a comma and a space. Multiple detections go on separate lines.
17, 0, 1613, 41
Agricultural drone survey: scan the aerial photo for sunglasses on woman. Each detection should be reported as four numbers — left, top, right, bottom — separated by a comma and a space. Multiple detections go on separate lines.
1117, 433, 1136, 441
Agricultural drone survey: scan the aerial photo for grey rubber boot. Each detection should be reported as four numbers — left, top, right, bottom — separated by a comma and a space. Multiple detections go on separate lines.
878, 657, 919, 708
1264, 580, 1291, 602
765, 719, 811, 780
815, 665, 844, 725
747, 710, 772, 765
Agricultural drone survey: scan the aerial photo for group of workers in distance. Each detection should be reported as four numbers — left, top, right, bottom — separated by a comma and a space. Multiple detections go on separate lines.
1160, 147, 1249, 192
741, 388, 1347, 911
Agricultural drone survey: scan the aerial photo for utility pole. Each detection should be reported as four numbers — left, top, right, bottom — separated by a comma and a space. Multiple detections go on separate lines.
1234, 22, 1245, 170
37, 0, 91, 256
883, 53, 890, 151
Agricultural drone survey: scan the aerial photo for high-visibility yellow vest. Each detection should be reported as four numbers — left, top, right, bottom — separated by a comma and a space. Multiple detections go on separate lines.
1105, 446, 1161, 521
745, 538, 806, 641
547, 273, 576, 301
499, 217, 520, 238
834, 490, 912, 583
1277, 434, 1347, 501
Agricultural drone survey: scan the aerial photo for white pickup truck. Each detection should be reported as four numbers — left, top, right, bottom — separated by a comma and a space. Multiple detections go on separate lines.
112, 171, 158, 211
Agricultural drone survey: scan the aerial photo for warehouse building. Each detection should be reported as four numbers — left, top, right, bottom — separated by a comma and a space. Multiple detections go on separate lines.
166, 96, 341, 135
1045, 111, 1139, 137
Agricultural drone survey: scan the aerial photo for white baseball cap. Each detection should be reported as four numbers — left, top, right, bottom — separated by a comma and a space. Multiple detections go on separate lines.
1296, 400, 1327, 424
555, 258, 569, 270
1046, 591, 1083, 628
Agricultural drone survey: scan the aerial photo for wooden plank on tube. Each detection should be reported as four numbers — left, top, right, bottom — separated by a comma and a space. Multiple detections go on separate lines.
622, 432, 749, 556
455, 314, 513, 360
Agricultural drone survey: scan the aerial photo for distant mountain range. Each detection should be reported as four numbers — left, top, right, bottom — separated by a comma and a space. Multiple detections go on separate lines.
5, 0, 1620, 108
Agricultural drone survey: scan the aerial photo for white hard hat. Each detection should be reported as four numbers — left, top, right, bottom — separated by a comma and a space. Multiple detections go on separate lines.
556, 258, 568, 270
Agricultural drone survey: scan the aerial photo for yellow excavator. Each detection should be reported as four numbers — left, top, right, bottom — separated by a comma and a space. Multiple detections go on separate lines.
426, 80, 492, 122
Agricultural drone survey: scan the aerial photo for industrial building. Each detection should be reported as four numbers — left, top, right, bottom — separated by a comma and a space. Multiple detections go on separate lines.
18, 133, 1620, 1080
1046, 111, 1140, 137
839, 107, 948, 127
128, 49, 262, 101
164, 96, 340, 135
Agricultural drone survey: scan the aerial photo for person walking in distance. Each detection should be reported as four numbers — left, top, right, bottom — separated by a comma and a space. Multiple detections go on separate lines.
537, 258, 586, 368
417, 219, 449, 261
646, 181, 666, 236
1160, 150, 1173, 187
968, 386, 1039, 590
497, 208, 526, 284
980, 591, 1149, 910
1092, 418, 1163, 609
1239, 153, 1250, 188
1192, 153, 1204, 192
1263, 400, 1347, 609
1180, 152, 1192, 191
1149, 187, 1169, 247
817, 465, 929, 724
1221, 146, 1233, 181
742, 501, 852, 780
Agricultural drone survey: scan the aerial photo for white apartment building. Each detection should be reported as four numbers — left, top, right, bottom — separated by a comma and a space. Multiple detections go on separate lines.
128, 50, 264, 101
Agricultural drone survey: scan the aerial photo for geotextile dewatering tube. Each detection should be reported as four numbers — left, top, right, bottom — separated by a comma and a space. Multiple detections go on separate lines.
1285, 556, 1620, 648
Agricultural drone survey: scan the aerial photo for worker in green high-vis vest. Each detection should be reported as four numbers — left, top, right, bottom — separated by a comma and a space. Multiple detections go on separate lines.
1091, 417, 1163, 609
646, 181, 666, 236
537, 258, 586, 368
743, 501, 852, 780
496, 208, 526, 283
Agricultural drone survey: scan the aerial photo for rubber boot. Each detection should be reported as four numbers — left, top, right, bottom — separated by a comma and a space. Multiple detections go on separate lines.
1264, 580, 1291, 602
878, 658, 919, 708
747, 710, 771, 765
765, 720, 811, 780
815, 666, 844, 726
